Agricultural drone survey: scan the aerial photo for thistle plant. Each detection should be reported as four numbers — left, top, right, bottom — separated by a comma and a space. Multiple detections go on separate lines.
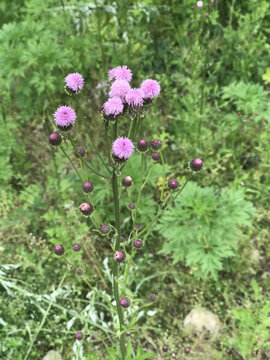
47, 65, 202, 359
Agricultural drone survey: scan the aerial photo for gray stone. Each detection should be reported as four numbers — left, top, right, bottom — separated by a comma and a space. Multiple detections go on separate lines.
42, 350, 63, 360
183, 307, 221, 335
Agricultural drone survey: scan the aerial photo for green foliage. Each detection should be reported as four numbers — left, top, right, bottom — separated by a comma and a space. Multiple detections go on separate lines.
156, 182, 256, 279
222, 81, 270, 121
223, 280, 270, 359
104, 343, 155, 360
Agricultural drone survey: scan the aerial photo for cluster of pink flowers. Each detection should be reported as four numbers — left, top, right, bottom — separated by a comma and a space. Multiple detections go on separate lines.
103, 65, 161, 118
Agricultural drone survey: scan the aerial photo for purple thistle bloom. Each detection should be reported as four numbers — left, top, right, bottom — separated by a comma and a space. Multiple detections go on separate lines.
54, 106, 76, 130
141, 79, 161, 100
75, 331, 84, 340
112, 137, 134, 159
125, 88, 145, 108
109, 66, 132, 82
65, 73, 84, 93
197, 1, 203, 7
104, 97, 124, 118
109, 80, 131, 100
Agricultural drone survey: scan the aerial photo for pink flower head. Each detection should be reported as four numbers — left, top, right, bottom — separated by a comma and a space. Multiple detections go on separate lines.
54, 105, 76, 129
197, 1, 203, 7
125, 88, 145, 107
104, 97, 124, 118
109, 80, 131, 100
108, 66, 132, 82
141, 79, 161, 99
112, 137, 134, 159
65, 73, 84, 92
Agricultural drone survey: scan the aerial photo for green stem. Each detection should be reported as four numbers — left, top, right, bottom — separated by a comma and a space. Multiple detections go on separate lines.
158, 151, 166, 212
105, 121, 112, 166
133, 153, 144, 225
68, 133, 110, 179
81, 113, 111, 173
24, 272, 68, 360
112, 167, 126, 359
59, 145, 83, 182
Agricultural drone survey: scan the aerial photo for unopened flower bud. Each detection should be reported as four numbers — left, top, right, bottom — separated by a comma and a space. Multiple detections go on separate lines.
185, 347, 191, 354
149, 294, 157, 302
128, 203, 136, 210
72, 244, 81, 252
163, 345, 168, 352
120, 236, 126, 243
49, 132, 62, 146
76, 269, 83, 276
100, 224, 110, 235
137, 139, 148, 152
152, 152, 160, 162
82, 181, 94, 193
75, 331, 84, 340
133, 239, 143, 249
168, 179, 179, 190
74, 147, 85, 158
122, 176, 132, 188
54, 245, 65, 256
190, 158, 203, 171
115, 250, 126, 262
120, 296, 131, 308
79, 202, 94, 216
151, 139, 162, 150
134, 223, 142, 230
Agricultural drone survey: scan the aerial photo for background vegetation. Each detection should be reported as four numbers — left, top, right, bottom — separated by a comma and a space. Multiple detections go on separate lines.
0, 0, 270, 359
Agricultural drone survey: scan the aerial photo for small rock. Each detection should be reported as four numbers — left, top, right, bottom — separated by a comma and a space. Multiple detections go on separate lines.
42, 350, 63, 360
183, 308, 221, 336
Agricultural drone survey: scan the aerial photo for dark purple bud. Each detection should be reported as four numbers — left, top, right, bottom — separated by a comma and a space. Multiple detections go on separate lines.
163, 345, 168, 352
128, 203, 136, 210
120, 296, 131, 308
185, 347, 190, 354
190, 158, 203, 172
79, 202, 94, 216
133, 239, 143, 249
100, 224, 110, 235
75, 331, 84, 340
168, 179, 179, 190
82, 181, 94, 193
54, 244, 65, 256
76, 269, 83, 276
91, 335, 96, 341
114, 250, 126, 262
149, 294, 157, 302
134, 223, 142, 230
74, 147, 85, 158
255, 112, 259, 116
151, 139, 162, 150
72, 244, 81, 252
49, 132, 62, 146
237, 111, 241, 116
69, 131, 76, 138
137, 139, 148, 152
120, 236, 126, 243
152, 152, 160, 162
122, 176, 132, 188
112, 154, 127, 164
